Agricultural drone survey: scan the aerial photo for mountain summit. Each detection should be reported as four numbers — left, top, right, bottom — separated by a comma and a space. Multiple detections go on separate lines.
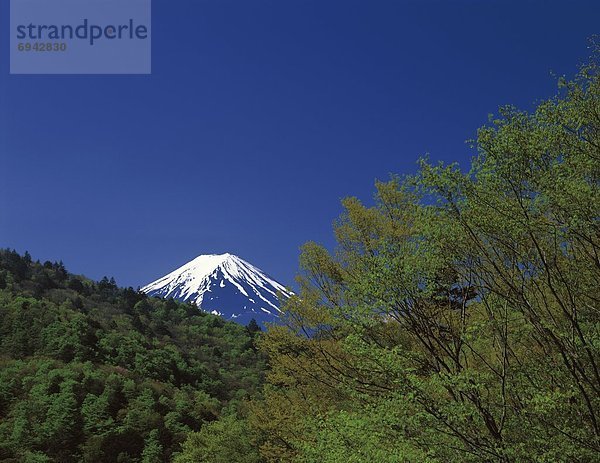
140, 253, 293, 325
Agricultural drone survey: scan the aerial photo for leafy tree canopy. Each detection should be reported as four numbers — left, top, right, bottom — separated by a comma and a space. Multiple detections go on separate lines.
178, 49, 600, 463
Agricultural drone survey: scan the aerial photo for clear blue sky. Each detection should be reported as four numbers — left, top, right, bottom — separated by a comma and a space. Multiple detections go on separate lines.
1, 0, 598, 289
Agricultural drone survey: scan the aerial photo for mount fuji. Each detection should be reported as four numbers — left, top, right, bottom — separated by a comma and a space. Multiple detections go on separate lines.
140, 253, 294, 325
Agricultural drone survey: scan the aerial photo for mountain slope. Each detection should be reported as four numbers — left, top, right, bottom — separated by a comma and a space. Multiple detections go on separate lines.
141, 253, 293, 325
0, 248, 266, 462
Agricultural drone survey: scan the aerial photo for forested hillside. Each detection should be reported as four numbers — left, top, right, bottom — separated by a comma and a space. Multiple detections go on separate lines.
176, 54, 600, 462
0, 250, 265, 462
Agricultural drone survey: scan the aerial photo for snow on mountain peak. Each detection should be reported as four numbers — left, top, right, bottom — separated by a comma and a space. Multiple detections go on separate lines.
140, 253, 293, 325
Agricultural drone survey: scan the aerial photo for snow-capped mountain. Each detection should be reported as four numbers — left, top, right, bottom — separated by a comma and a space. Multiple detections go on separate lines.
140, 253, 293, 325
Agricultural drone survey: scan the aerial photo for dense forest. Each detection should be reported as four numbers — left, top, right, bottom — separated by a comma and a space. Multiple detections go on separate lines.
2, 55, 600, 462
0, 250, 265, 462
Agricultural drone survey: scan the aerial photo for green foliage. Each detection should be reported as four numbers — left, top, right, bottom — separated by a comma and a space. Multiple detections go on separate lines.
245, 52, 600, 462
141, 430, 163, 463
175, 414, 263, 463
0, 249, 266, 462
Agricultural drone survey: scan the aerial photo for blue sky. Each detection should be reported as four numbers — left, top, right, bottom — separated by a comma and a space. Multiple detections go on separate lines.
1, 0, 598, 289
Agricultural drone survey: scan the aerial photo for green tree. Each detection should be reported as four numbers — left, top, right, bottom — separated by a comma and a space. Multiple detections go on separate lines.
141, 429, 163, 463
251, 51, 600, 462
176, 414, 264, 463
81, 390, 114, 435
246, 318, 262, 337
